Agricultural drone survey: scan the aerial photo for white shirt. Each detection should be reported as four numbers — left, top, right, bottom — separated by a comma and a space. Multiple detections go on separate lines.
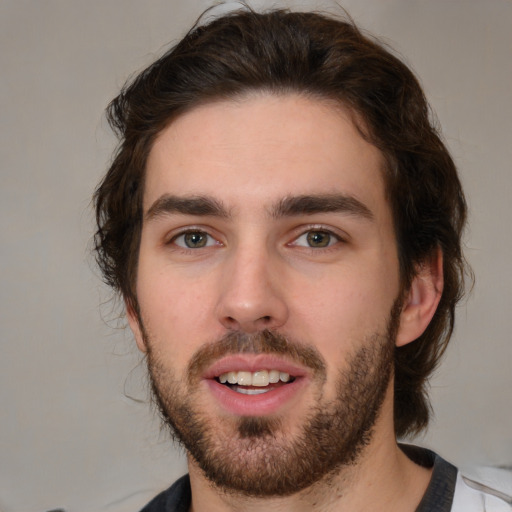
451, 472, 511, 511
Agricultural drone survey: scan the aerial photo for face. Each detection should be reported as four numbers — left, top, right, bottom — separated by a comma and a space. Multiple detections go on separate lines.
130, 93, 404, 495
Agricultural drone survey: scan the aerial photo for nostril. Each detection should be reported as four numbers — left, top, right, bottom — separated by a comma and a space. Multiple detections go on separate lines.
219, 312, 284, 333
226, 316, 238, 326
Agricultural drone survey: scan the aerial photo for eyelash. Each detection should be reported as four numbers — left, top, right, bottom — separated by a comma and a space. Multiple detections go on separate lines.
167, 226, 345, 253
168, 229, 220, 250
289, 227, 344, 251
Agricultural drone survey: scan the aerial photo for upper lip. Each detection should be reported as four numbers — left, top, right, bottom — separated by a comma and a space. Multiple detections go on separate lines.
202, 354, 309, 380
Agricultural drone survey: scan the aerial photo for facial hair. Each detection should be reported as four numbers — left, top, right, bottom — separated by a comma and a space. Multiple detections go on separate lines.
144, 301, 400, 497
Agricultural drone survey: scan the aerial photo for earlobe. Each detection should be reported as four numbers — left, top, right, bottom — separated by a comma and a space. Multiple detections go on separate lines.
396, 248, 444, 347
126, 300, 148, 353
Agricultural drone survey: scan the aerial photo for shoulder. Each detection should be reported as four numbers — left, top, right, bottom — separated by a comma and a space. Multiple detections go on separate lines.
139, 474, 191, 512
400, 444, 511, 512
451, 471, 512, 512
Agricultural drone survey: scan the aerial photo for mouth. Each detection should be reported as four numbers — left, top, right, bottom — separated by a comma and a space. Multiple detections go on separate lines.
216, 369, 295, 395
203, 356, 307, 416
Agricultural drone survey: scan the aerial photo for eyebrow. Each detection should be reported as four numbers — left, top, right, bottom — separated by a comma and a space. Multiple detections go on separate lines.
145, 195, 230, 221
145, 193, 373, 222
271, 194, 373, 220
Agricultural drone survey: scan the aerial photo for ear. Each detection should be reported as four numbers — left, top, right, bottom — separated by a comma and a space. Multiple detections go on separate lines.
396, 248, 444, 347
126, 300, 148, 353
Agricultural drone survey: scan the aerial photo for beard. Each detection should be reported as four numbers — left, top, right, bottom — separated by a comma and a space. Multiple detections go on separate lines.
143, 301, 400, 497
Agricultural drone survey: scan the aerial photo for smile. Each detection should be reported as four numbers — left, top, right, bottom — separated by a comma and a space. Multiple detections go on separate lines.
218, 369, 291, 386
216, 370, 294, 395
203, 356, 306, 416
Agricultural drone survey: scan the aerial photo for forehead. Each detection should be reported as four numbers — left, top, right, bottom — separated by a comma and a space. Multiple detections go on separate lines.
144, 93, 387, 215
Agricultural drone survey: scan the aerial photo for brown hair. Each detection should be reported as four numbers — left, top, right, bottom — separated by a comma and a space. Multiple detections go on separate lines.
94, 8, 469, 437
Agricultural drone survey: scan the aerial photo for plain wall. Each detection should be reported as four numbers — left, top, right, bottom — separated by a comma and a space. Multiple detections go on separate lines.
1, 1, 511, 511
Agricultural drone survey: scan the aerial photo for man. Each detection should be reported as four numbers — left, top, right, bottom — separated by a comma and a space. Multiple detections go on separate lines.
93, 7, 510, 512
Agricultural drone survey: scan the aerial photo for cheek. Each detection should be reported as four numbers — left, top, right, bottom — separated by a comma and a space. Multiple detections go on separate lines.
136, 264, 219, 360
288, 261, 399, 344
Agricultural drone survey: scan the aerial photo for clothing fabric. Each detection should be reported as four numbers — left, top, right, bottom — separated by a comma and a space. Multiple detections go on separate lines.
452, 473, 512, 512
140, 474, 190, 512
139, 446, 511, 511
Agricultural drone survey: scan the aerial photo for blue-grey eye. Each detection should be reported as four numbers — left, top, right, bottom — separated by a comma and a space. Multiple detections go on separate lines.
174, 231, 214, 248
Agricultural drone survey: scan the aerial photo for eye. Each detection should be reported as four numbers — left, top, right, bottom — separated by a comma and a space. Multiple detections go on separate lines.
172, 230, 218, 249
293, 230, 340, 248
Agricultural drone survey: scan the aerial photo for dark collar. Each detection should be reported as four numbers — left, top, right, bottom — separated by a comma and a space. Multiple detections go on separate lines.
140, 445, 458, 512
400, 444, 458, 512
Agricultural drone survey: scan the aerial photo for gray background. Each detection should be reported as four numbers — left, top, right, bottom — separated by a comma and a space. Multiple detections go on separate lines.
1, 1, 511, 511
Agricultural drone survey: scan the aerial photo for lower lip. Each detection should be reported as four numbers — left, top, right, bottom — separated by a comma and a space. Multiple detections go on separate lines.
204, 378, 307, 416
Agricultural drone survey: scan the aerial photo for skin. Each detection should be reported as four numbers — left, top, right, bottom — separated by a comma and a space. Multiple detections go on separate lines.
128, 93, 443, 511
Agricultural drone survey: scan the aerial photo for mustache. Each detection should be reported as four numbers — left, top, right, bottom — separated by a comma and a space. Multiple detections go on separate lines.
186, 330, 326, 384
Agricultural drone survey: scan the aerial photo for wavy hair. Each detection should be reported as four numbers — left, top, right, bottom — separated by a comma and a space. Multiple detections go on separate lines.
94, 8, 470, 437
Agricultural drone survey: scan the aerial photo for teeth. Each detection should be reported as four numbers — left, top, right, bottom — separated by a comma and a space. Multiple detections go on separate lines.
279, 372, 290, 383
252, 370, 269, 387
235, 387, 269, 395
218, 370, 292, 386
269, 370, 280, 383
237, 371, 252, 386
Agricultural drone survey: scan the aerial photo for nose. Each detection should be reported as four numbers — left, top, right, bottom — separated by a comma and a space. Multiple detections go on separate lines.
215, 246, 289, 333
